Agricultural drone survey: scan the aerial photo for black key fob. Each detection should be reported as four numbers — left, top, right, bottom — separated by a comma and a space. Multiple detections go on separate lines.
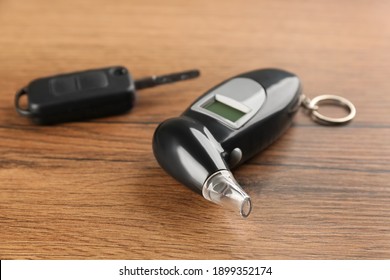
15, 66, 200, 124
15, 66, 135, 124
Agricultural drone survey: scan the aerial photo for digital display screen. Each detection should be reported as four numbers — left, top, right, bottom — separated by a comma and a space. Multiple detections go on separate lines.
204, 100, 245, 122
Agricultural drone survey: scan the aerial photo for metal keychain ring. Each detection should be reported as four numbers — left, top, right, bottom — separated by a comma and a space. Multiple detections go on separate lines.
308, 94, 356, 125
15, 87, 32, 117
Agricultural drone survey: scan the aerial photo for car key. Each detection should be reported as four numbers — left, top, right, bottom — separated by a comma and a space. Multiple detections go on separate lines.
15, 66, 200, 124
152, 68, 356, 218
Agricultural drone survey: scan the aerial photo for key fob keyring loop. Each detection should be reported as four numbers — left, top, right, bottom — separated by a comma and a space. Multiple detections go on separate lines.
15, 87, 32, 117
301, 94, 356, 125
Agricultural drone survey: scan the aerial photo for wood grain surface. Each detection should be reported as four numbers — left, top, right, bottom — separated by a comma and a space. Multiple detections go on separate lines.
0, 0, 389, 259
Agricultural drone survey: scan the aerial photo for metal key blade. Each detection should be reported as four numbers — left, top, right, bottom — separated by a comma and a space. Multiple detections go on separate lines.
135, 69, 200, 90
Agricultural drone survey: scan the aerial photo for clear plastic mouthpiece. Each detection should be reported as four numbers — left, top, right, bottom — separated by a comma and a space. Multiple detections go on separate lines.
202, 170, 252, 218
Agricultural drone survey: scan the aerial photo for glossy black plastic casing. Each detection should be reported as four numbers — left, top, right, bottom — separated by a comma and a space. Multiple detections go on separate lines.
153, 69, 301, 194
26, 66, 135, 124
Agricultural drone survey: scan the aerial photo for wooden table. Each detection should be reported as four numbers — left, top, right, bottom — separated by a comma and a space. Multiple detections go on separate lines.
0, 0, 389, 259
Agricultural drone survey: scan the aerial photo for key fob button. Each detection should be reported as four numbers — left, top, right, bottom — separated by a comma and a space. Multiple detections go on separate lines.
78, 71, 109, 90
50, 76, 77, 95
50, 71, 109, 96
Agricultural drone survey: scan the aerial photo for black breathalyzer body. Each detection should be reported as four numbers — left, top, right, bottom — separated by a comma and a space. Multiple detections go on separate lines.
153, 69, 302, 217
